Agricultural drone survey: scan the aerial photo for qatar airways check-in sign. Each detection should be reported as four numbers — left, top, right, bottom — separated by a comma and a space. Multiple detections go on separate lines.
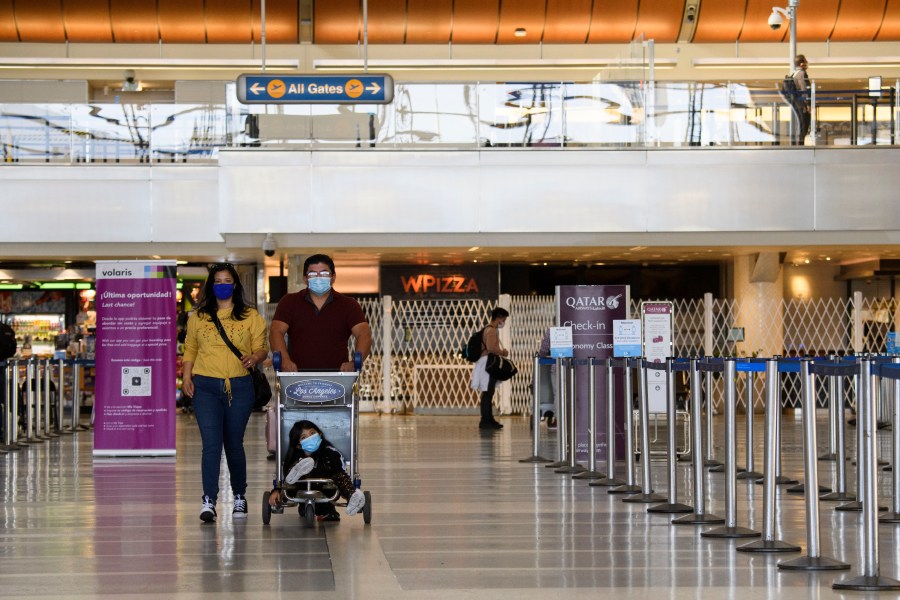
557, 285, 629, 462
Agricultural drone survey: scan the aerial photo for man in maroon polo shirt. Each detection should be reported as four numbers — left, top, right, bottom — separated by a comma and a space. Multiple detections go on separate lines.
269, 254, 372, 372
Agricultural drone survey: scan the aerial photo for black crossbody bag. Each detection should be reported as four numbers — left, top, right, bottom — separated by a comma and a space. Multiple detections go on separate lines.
210, 312, 272, 410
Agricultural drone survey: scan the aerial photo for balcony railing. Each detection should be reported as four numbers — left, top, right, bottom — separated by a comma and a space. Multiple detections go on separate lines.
0, 79, 896, 164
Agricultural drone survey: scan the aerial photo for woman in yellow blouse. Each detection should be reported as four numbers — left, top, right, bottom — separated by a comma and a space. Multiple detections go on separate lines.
183, 263, 267, 523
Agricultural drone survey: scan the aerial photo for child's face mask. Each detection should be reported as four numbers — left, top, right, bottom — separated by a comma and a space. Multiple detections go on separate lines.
300, 433, 322, 453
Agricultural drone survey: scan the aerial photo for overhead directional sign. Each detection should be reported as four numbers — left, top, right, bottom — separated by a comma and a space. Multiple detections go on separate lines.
236, 74, 394, 104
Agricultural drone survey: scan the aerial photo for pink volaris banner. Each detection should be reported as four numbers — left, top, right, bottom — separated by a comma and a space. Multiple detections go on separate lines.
94, 261, 177, 457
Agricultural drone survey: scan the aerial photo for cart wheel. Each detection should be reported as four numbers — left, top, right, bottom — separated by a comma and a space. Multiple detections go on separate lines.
262, 491, 272, 525
304, 503, 316, 528
362, 491, 372, 525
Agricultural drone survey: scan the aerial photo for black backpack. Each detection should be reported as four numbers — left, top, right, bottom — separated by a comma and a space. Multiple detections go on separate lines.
782, 73, 798, 96
0, 322, 17, 360
461, 327, 485, 363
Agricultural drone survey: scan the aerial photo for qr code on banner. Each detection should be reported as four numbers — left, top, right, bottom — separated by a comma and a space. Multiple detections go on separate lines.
121, 366, 152, 397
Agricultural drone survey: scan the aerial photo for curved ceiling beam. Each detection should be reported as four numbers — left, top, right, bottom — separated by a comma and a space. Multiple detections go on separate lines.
159, 0, 206, 43
111, 0, 160, 43
877, 0, 900, 40
634, 0, 684, 43
406, 0, 452, 44
0, 0, 19, 42
831, 0, 886, 41
543, 0, 593, 44
587, 0, 639, 43
315, 0, 360, 44
63, 0, 113, 43
15, 0, 66, 43
366, 0, 407, 44
693, 1, 746, 43
451, 0, 501, 44
497, 0, 546, 44
795, 0, 840, 41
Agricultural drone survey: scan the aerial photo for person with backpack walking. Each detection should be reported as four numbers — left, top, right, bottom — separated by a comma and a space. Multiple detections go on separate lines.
789, 54, 810, 145
469, 307, 509, 430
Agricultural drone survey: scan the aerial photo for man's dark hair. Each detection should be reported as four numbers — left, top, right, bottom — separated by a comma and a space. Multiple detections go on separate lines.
490, 307, 509, 320
794, 54, 807, 67
303, 254, 335, 275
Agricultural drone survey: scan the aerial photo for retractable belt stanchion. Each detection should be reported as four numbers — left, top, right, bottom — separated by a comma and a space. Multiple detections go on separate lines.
821, 357, 857, 502
837, 366, 869, 512
521, 354, 553, 464
1, 360, 10, 453
546, 358, 568, 469
833, 358, 900, 590
880, 358, 900, 523
609, 358, 643, 495
42, 359, 56, 438
778, 358, 849, 572
704, 356, 722, 468
820, 354, 840, 461
648, 358, 693, 514
22, 357, 37, 444
592, 358, 626, 487
623, 358, 665, 504
574, 357, 604, 479
757, 358, 800, 487
33, 358, 46, 440
673, 358, 724, 525
556, 359, 586, 474
71, 359, 83, 431
737, 358, 799, 552
736, 366, 763, 480
56, 358, 70, 435
701, 358, 760, 539
10, 358, 21, 448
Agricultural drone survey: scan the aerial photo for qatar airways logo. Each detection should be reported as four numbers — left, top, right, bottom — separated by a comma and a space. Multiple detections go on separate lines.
565, 294, 622, 311
284, 379, 346, 403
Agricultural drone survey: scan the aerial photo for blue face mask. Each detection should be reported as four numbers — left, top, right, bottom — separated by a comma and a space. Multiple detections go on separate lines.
307, 277, 332, 295
213, 283, 234, 300
300, 433, 322, 453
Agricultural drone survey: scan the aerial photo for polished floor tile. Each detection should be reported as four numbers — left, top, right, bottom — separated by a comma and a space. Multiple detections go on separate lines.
1, 410, 897, 599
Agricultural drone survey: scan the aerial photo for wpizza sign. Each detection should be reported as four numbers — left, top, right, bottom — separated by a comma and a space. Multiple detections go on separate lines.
381, 265, 497, 299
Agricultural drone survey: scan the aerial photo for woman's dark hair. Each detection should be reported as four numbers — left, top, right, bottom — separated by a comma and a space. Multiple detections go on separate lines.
197, 263, 253, 321
490, 307, 509, 320
284, 420, 328, 468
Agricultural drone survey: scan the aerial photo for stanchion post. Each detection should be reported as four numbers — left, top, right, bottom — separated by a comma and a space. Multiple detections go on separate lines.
623, 359, 665, 504
820, 355, 839, 461
55, 358, 68, 435
704, 357, 721, 468
837, 369, 866, 511
834, 358, 900, 590
592, 359, 625, 487
822, 359, 855, 502
556, 359, 585, 474
24, 357, 36, 442
545, 359, 568, 469
881, 357, 900, 523
701, 358, 760, 539
736, 369, 762, 479
1, 360, 11, 452
648, 358, 692, 514
737, 358, 800, 552
11, 358, 21, 447
609, 358, 642, 495
574, 358, 604, 479
778, 359, 849, 571
521, 353, 553, 463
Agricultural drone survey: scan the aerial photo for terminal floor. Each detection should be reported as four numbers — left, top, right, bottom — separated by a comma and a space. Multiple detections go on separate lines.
0, 411, 897, 599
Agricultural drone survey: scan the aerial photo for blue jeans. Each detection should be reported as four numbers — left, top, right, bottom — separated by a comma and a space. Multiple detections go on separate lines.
192, 374, 254, 502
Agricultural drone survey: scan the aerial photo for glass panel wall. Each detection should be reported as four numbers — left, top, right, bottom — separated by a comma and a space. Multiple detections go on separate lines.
1, 79, 897, 163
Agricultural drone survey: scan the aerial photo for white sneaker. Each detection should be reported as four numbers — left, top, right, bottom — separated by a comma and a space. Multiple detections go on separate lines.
199, 495, 216, 523
346, 489, 365, 516
285, 457, 315, 484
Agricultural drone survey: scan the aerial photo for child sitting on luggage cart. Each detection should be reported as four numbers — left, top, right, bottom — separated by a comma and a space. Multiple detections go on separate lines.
269, 419, 365, 521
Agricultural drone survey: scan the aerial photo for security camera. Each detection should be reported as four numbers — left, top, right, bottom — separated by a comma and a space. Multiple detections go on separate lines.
124, 69, 136, 84
686, 6, 696, 23
261, 233, 277, 258
768, 10, 784, 30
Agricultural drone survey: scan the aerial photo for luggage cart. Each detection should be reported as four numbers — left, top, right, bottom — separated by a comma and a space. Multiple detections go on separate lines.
262, 353, 371, 528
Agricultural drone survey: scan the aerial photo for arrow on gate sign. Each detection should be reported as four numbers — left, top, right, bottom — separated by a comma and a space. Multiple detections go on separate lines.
249, 83, 266, 95
365, 82, 381, 95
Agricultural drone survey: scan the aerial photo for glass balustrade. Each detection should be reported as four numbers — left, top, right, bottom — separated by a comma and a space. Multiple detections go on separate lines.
0, 79, 896, 164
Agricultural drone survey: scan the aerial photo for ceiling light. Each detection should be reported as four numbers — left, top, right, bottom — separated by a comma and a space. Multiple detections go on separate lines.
0, 58, 300, 71
514, 28, 527, 37
314, 58, 676, 71
468, 247, 480, 252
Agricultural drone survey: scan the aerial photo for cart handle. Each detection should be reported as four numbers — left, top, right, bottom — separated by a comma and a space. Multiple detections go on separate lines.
272, 350, 363, 372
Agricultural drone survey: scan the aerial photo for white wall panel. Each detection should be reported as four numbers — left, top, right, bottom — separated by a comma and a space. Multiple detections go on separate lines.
815, 149, 900, 231
151, 167, 222, 242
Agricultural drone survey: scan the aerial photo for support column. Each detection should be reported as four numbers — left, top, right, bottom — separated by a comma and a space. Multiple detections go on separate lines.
733, 253, 784, 363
